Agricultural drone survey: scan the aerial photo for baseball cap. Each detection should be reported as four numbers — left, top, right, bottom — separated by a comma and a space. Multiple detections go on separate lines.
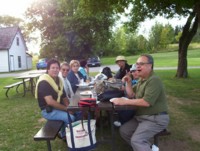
130, 64, 137, 71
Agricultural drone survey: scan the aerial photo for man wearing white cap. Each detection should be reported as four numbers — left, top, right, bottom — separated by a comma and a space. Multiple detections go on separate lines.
114, 55, 131, 79
114, 64, 139, 127
130, 64, 139, 85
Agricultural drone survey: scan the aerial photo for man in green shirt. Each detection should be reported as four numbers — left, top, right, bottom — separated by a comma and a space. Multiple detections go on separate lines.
111, 54, 169, 151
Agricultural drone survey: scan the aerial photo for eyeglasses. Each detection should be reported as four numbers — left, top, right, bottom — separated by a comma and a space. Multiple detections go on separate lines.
136, 62, 151, 66
62, 68, 69, 72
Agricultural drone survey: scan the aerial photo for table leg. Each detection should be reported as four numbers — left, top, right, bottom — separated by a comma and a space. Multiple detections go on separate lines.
109, 110, 115, 151
30, 78, 34, 95
100, 110, 104, 141
22, 79, 26, 97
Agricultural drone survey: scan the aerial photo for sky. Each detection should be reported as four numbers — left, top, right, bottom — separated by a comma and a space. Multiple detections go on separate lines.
0, 0, 188, 53
0, 0, 34, 18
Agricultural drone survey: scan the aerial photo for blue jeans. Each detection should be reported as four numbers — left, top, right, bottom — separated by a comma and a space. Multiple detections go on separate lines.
42, 109, 75, 137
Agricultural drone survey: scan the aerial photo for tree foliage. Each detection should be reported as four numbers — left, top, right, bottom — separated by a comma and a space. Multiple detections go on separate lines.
0, 16, 23, 27
25, 0, 120, 60
125, 0, 200, 78
23, 0, 200, 78
148, 23, 175, 52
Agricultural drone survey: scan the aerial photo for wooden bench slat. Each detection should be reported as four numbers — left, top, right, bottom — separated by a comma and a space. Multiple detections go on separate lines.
34, 120, 63, 141
4, 79, 30, 88
154, 129, 171, 137
4, 81, 23, 88
154, 129, 171, 146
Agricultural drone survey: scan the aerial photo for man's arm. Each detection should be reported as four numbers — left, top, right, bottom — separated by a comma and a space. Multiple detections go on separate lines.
112, 97, 150, 107
122, 75, 135, 98
44, 95, 68, 111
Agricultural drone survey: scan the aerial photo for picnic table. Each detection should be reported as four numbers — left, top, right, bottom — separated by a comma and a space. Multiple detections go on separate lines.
34, 85, 170, 151
68, 87, 170, 151
14, 73, 42, 97
67, 87, 123, 151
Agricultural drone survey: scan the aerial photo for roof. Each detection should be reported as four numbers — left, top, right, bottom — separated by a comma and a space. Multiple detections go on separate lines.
0, 26, 20, 50
26, 52, 33, 57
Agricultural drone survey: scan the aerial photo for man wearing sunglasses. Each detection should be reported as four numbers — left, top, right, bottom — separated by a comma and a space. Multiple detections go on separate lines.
111, 54, 169, 151
59, 62, 74, 102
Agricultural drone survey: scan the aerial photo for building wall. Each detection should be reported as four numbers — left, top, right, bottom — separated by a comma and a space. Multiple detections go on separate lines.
0, 50, 9, 72
26, 55, 32, 69
9, 31, 27, 71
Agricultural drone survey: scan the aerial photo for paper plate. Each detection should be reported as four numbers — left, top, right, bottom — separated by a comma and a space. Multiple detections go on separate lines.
80, 91, 92, 96
76, 83, 89, 88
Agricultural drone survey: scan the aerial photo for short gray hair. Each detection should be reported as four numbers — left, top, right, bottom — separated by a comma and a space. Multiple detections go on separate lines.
60, 62, 69, 68
140, 54, 154, 69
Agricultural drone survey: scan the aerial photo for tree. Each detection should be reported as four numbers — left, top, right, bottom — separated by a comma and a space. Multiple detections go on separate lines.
25, 0, 117, 60
160, 24, 174, 49
0, 16, 23, 27
148, 22, 163, 52
125, 0, 200, 78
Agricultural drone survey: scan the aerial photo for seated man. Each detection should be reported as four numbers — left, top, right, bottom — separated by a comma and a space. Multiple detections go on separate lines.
111, 54, 169, 151
114, 64, 139, 127
35, 59, 75, 141
114, 55, 131, 79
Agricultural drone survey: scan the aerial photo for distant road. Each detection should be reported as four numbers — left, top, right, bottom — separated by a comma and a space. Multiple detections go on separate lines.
0, 65, 200, 78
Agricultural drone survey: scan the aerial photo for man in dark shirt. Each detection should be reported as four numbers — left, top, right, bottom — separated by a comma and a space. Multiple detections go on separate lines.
35, 59, 75, 141
114, 55, 131, 79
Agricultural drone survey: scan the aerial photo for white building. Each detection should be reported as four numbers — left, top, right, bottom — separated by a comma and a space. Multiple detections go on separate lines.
0, 26, 32, 72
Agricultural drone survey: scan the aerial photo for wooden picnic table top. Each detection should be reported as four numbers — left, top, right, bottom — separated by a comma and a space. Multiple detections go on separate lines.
14, 73, 42, 79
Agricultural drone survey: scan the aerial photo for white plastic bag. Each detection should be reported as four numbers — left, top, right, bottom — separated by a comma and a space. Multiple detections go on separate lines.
66, 119, 96, 151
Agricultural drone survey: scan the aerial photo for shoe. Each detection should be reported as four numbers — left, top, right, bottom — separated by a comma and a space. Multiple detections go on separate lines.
114, 121, 121, 127
57, 132, 66, 142
57, 133, 62, 139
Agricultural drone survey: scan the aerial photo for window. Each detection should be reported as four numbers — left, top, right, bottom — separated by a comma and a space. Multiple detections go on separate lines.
18, 56, 21, 68
16, 37, 19, 46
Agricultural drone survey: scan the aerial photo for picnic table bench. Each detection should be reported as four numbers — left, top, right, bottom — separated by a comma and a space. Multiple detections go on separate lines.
34, 120, 63, 151
154, 129, 171, 146
4, 78, 30, 98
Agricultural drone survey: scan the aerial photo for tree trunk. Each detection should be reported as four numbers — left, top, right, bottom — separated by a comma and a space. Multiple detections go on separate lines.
176, 12, 199, 78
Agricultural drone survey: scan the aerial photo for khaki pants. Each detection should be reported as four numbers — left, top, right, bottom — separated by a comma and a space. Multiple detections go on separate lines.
119, 114, 169, 151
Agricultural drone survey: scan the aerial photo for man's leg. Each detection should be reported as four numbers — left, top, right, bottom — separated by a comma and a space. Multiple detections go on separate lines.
42, 109, 75, 137
131, 115, 169, 151
119, 117, 138, 146
118, 110, 135, 124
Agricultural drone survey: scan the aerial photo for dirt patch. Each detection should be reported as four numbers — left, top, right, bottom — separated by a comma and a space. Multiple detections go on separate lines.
38, 117, 46, 123
159, 139, 190, 151
188, 126, 200, 143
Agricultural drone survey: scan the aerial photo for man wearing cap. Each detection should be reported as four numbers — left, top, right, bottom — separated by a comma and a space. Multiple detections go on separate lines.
114, 55, 131, 79
111, 54, 169, 151
114, 63, 139, 127
130, 64, 139, 85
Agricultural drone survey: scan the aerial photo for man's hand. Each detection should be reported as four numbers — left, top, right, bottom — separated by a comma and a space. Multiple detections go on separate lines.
110, 97, 128, 105
122, 75, 132, 83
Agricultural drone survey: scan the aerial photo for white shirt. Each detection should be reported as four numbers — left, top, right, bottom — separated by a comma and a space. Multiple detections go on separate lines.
58, 73, 74, 102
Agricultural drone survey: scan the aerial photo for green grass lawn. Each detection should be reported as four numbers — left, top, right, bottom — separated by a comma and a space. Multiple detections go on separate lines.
0, 68, 200, 151
101, 48, 200, 67
1, 48, 200, 151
